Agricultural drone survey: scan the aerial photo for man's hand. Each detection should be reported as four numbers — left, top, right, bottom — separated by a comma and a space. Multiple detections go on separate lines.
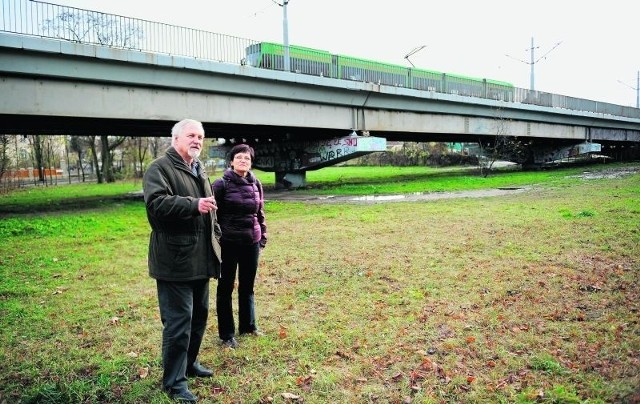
198, 196, 217, 214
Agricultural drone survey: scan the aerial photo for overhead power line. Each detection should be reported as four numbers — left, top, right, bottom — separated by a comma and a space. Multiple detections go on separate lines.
617, 70, 640, 108
404, 45, 427, 68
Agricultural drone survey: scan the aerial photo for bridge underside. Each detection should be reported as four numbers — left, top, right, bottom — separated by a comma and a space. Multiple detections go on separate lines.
3, 113, 639, 147
3, 115, 639, 188
0, 113, 531, 143
0, 113, 346, 140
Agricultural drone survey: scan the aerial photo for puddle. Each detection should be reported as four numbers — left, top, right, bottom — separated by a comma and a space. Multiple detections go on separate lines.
266, 186, 540, 204
350, 195, 408, 202
285, 187, 532, 204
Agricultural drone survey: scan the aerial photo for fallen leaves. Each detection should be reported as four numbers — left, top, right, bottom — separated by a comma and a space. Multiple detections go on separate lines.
295, 374, 313, 391
492, 368, 530, 390
281, 392, 301, 400
52, 287, 68, 295
211, 386, 226, 395
579, 284, 603, 292
335, 350, 353, 360
137, 367, 149, 379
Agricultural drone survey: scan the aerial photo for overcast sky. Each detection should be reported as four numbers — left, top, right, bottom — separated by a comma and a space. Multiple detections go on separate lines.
52, 0, 639, 107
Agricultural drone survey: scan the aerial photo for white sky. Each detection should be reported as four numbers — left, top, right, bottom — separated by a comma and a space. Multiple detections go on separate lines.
53, 0, 639, 107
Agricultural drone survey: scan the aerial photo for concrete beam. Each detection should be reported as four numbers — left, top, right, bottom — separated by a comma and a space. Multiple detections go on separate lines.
2, 34, 640, 142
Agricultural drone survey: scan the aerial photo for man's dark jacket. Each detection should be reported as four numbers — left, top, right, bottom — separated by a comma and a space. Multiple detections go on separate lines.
143, 147, 222, 281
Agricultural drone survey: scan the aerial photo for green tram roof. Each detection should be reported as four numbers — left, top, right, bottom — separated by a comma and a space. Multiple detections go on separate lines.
256, 42, 514, 87
338, 54, 513, 87
257, 42, 332, 61
336, 52, 513, 87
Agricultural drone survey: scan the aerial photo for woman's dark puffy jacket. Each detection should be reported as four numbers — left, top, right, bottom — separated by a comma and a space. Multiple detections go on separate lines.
212, 169, 267, 247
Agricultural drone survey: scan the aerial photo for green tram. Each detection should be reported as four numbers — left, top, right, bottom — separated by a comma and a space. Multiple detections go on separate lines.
245, 42, 514, 101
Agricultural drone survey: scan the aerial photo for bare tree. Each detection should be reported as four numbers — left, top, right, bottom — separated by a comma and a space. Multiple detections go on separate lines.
401, 142, 430, 166
41, 9, 143, 183
41, 11, 143, 48
69, 136, 87, 181
0, 135, 10, 183
135, 137, 149, 177
43, 136, 58, 185
123, 137, 151, 178
100, 135, 127, 183
28, 135, 46, 183
478, 112, 529, 177
149, 137, 170, 160
83, 135, 100, 183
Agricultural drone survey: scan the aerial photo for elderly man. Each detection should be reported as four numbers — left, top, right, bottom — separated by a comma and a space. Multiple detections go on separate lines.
143, 118, 222, 402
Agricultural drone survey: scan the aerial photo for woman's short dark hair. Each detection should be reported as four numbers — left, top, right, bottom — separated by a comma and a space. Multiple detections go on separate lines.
229, 144, 255, 162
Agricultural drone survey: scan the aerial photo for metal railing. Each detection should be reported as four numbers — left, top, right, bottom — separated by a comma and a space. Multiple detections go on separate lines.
1, 0, 256, 63
2, 0, 640, 120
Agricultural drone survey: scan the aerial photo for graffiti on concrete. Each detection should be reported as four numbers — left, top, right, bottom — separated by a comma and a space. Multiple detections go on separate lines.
211, 134, 386, 172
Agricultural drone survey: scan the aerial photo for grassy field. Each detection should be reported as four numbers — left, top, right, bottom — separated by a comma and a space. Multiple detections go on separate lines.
0, 164, 639, 403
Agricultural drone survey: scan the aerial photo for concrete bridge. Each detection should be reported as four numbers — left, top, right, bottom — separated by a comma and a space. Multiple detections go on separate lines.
1, 31, 640, 186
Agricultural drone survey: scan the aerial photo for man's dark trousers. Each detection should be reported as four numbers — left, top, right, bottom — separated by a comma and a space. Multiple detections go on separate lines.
157, 279, 209, 391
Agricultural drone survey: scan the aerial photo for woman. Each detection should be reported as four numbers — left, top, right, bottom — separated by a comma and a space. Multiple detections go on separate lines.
212, 144, 267, 349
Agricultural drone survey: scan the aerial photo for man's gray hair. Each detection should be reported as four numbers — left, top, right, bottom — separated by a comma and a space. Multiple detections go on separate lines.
171, 119, 204, 145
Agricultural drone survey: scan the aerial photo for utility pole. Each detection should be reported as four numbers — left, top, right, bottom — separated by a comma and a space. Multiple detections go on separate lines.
274, 0, 291, 72
506, 37, 562, 91
617, 71, 640, 108
529, 37, 535, 91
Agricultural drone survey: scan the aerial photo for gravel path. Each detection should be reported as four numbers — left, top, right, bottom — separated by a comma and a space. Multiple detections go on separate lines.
264, 165, 639, 204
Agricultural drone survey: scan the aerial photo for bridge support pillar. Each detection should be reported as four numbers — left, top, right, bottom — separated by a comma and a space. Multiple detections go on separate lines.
531, 141, 602, 164
209, 133, 387, 189
275, 171, 306, 189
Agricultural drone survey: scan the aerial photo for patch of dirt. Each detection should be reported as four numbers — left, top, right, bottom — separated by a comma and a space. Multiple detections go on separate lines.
568, 166, 639, 180
266, 164, 640, 203
265, 187, 532, 204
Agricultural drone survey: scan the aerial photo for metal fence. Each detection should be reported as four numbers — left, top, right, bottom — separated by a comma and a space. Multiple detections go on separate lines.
1, 0, 256, 63
2, 0, 639, 119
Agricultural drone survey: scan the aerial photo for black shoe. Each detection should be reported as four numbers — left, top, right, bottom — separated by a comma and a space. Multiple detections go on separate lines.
167, 388, 197, 402
186, 361, 213, 378
221, 337, 239, 349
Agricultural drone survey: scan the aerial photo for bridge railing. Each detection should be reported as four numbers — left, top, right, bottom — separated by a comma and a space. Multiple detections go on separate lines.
1, 0, 256, 64
2, 0, 639, 120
